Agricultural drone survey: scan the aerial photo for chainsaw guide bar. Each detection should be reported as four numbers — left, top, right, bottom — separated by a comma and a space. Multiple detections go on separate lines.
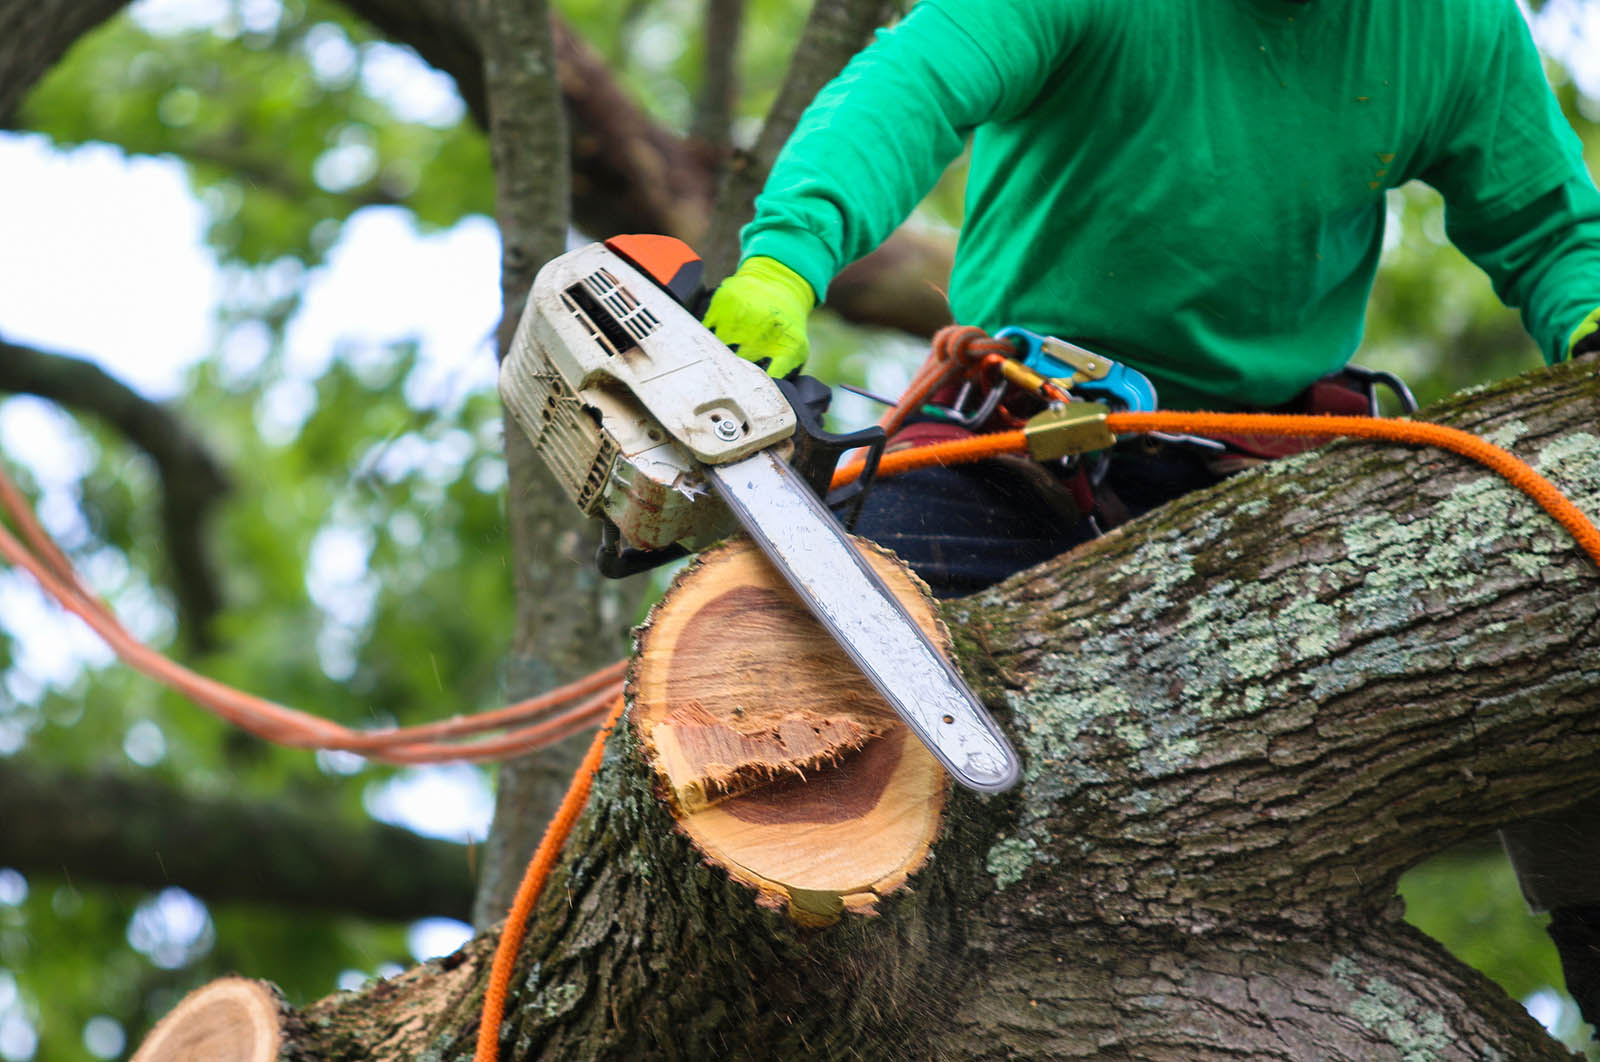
500, 237, 1022, 793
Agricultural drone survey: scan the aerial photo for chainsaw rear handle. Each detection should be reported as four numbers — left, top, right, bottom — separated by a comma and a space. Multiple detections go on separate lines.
595, 518, 689, 579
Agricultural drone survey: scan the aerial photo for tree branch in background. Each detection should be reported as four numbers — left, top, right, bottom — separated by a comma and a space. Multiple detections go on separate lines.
691, 0, 744, 153
0, 337, 229, 650
0, 0, 125, 125
0, 758, 475, 921
699, 0, 901, 281
551, 19, 721, 246
0, 0, 957, 336
183, 137, 411, 211
343, 0, 951, 328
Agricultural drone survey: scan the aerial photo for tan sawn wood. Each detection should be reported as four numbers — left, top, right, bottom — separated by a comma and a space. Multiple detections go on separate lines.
632, 536, 949, 923
130, 977, 283, 1062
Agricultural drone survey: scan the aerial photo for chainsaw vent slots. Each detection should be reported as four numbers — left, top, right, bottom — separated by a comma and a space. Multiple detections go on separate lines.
520, 364, 617, 513
562, 269, 660, 356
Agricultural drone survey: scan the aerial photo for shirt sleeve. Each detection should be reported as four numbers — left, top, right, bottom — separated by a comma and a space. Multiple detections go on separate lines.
1419, 0, 1600, 363
740, 0, 1089, 302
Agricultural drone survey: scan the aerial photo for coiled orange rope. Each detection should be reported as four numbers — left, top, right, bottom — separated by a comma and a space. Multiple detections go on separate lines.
0, 460, 625, 763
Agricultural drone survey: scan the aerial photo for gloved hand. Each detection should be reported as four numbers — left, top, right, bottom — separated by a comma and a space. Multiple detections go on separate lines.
702, 256, 816, 378
1570, 305, 1600, 360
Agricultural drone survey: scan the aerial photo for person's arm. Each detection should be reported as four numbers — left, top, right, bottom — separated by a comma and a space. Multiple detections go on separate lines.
1419, 1, 1600, 365
707, 0, 1088, 371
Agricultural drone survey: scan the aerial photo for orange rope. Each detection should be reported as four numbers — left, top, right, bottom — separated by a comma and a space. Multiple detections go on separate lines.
841, 409, 1598, 569
1106, 410, 1600, 570
0, 458, 626, 763
832, 430, 1027, 491
475, 694, 626, 1062
876, 325, 1016, 439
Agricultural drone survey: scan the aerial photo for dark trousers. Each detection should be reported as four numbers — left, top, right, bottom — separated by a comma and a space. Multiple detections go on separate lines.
853, 445, 1224, 598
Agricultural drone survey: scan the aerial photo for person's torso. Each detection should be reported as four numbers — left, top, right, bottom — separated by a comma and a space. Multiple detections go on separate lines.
948, 0, 1484, 408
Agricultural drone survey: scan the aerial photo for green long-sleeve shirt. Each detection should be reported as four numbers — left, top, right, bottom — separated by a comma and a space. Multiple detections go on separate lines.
743, 0, 1600, 409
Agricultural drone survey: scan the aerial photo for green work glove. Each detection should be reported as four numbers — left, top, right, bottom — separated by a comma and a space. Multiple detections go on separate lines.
1570, 304, 1600, 360
702, 256, 816, 378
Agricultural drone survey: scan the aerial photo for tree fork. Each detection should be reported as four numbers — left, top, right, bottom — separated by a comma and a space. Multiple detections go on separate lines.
135, 359, 1600, 1059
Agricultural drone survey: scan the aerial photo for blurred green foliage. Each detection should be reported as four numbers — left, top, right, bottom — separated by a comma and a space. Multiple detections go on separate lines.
0, 0, 1596, 1059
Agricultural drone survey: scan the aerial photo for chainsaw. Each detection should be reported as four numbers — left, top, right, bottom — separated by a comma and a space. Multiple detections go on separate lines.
499, 235, 1021, 793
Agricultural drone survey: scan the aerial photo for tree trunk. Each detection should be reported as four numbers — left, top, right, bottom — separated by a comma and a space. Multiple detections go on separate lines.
137, 358, 1600, 1059
469, 0, 652, 928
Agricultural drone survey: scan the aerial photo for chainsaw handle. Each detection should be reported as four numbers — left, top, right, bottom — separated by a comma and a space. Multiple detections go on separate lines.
775, 375, 886, 531
594, 518, 689, 579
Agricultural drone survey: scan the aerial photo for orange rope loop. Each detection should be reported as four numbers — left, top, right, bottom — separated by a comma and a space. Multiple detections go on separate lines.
1106, 410, 1600, 571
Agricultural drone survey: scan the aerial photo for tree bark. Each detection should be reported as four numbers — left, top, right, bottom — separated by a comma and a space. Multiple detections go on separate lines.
0, 760, 475, 921
0, 337, 230, 648
139, 358, 1600, 1059
469, 0, 650, 928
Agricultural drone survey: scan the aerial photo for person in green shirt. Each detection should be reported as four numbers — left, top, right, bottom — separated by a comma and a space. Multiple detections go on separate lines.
703, 0, 1600, 1037
709, 0, 1600, 591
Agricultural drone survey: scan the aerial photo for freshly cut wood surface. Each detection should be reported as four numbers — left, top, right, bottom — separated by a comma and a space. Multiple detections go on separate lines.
632, 536, 948, 922
131, 977, 282, 1062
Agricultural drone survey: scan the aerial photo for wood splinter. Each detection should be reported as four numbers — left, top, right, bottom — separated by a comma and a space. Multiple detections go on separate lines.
631, 537, 950, 925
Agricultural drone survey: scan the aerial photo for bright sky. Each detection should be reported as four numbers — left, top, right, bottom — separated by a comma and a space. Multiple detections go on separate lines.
0, 0, 501, 977
0, 0, 1598, 1025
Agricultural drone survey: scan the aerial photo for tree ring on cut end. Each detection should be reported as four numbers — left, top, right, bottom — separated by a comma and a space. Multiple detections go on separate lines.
632, 537, 950, 924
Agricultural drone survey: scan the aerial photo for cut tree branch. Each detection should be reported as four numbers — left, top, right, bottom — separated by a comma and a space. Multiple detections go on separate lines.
0, 337, 229, 649
144, 357, 1600, 1059
0, 759, 475, 921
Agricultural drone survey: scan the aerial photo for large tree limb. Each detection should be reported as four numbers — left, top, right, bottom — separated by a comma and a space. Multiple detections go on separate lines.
0, 759, 475, 921
142, 359, 1600, 1059
0, 337, 229, 648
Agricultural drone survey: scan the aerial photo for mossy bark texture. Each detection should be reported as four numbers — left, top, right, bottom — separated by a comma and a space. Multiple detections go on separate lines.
155, 360, 1600, 1061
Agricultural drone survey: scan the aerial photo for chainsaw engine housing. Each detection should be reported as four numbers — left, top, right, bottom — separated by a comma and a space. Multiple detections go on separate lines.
499, 241, 795, 553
